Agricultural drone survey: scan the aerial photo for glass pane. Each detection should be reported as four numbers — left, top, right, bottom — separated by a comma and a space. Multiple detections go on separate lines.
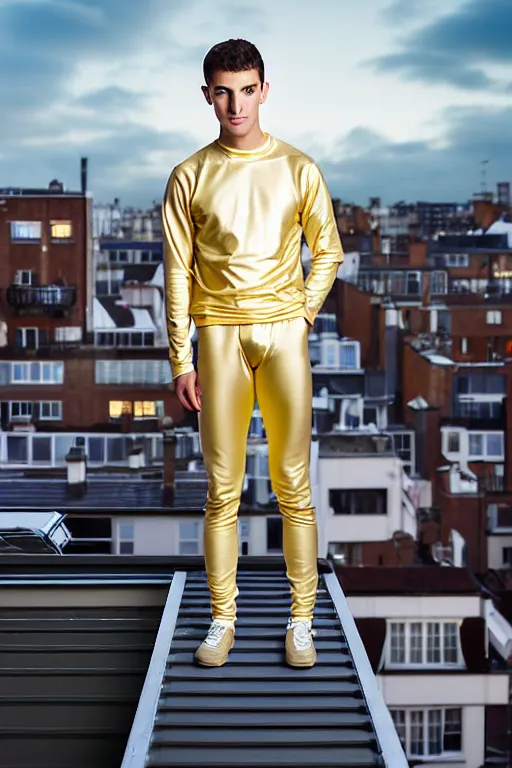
427, 622, 441, 663
180, 521, 199, 540
390, 623, 406, 664
179, 541, 199, 555
410, 710, 425, 756
443, 623, 459, 663
87, 437, 105, 463
410, 622, 423, 663
30, 362, 40, 382
55, 436, 73, 463
427, 709, 442, 756
7, 435, 28, 463
390, 710, 406, 747
32, 436, 51, 463
107, 437, 125, 462
444, 709, 462, 752
119, 541, 134, 554
120, 523, 134, 539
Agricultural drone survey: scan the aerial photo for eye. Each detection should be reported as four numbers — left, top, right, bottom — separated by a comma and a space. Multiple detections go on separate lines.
246, 88, 255, 94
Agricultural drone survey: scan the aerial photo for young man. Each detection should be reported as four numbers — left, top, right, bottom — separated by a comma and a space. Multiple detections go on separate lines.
163, 39, 343, 668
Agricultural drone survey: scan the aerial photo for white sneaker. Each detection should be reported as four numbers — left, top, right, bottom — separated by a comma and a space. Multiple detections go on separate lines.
195, 620, 235, 667
285, 618, 317, 668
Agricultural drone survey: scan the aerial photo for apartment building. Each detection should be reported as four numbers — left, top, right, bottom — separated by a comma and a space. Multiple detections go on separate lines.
337, 566, 510, 767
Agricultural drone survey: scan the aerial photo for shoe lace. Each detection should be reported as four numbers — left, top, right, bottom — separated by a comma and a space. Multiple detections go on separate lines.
288, 619, 316, 651
204, 621, 228, 648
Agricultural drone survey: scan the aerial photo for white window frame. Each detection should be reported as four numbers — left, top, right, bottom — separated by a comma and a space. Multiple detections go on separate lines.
460, 337, 468, 355
95, 360, 171, 385
9, 401, 33, 419
446, 253, 468, 267
468, 431, 504, 460
390, 707, 463, 759
15, 270, 36, 286
486, 310, 502, 325
11, 221, 41, 241
179, 520, 201, 555
15, 327, 40, 349
386, 620, 464, 669
39, 401, 62, 421
10, 361, 64, 385
94, 330, 156, 348
339, 340, 360, 369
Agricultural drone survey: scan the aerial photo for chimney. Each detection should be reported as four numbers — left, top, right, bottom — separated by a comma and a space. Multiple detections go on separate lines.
81, 157, 88, 196
65, 446, 87, 499
162, 418, 176, 506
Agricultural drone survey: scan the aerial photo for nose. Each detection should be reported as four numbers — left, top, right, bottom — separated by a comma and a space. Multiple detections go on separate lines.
229, 94, 242, 115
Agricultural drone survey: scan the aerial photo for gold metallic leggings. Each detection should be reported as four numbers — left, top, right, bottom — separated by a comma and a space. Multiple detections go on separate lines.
197, 317, 318, 624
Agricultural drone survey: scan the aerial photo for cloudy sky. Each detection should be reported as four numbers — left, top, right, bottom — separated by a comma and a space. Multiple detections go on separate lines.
1, 0, 511, 207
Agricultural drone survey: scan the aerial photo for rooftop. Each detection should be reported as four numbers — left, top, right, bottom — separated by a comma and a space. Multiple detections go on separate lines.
0, 554, 408, 768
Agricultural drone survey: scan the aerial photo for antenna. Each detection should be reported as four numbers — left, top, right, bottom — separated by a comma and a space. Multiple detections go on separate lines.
480, 159, 489, 195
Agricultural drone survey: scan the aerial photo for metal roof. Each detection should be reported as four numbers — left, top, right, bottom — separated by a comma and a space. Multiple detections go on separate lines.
0, 556, 408, 768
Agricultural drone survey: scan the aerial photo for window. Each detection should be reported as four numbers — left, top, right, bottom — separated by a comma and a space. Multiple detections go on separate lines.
109, 401, 163, 419
11, 361, 63, 385
456, 373, 506, 395
340, 342, 359, 369
65, 517, 113, 555
392, 432, 414, 471
502, 547, 512, 567
447, 431, 460, 453
118, 520, 134, 555
406, 271, 421, 294
39, 401, 62, 421
239, 519, 250, 556
10, 401, 32, 419
267, 517, 283, 552
460, 337, 468, 355
468, 431, 504, 459
445, 253, 468, 267
431, 271, 448, 294
387, 621, 462, 666
179, 521, 200, 555
487, 310, 502, 325
14, 269, 36, 286
6, 435, 28, 463
390, 708, 462, 758
95, 360, 172, 385
95, 331, 155, 347
11, 221, 41, 241
32, 435, 51, 464
50, 220, 73, 240
329, 489, 387, 516
14, 327, 48, 349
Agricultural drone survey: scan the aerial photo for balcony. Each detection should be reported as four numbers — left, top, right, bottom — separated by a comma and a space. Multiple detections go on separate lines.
6, 284, 76, 316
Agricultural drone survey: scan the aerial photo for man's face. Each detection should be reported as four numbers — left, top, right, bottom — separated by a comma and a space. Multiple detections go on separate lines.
202, 68, 269, 139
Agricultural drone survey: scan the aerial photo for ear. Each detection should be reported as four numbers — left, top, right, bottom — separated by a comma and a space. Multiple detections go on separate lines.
201, 85, 212, 105
260, 81, 270, 105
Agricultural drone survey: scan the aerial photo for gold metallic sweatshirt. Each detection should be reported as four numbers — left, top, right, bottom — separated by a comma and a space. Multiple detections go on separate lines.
162, 132, 344, 378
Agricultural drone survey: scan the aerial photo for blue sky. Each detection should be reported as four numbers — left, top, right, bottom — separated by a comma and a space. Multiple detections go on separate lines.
1, 0, 511, 207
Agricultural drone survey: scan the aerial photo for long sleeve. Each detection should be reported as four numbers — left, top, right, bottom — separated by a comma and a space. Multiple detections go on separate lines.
300, 162, 344, 325
162, 167, 196, 379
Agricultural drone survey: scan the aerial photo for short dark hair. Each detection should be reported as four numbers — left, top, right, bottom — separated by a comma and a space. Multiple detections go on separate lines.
203, 39, 265, 87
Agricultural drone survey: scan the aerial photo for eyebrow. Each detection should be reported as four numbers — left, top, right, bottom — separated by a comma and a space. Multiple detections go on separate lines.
213, 82, 259, 92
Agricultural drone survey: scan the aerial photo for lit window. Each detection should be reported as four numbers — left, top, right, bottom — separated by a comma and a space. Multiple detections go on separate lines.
50, 220, 73, 240
109, 401, 132, 418
133, 401, 156, 418
11, 221, 41, 241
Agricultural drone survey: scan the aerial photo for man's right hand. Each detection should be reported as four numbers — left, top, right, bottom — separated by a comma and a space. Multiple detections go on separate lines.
174, 370, 202, 412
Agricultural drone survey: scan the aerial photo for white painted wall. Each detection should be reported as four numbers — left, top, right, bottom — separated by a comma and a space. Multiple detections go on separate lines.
380, 673, 508, 707
488, 534, 512, 570
347, 594, 482, 619
317, 455, 409, 555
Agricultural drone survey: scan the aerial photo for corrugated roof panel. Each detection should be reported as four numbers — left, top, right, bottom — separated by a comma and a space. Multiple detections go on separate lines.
146, 569, 383, 767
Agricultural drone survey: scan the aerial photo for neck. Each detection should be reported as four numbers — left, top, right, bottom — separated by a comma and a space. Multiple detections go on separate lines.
218, 124, 266, 151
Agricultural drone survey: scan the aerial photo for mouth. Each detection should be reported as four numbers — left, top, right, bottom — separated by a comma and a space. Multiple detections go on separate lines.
228, 117, 247, 125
